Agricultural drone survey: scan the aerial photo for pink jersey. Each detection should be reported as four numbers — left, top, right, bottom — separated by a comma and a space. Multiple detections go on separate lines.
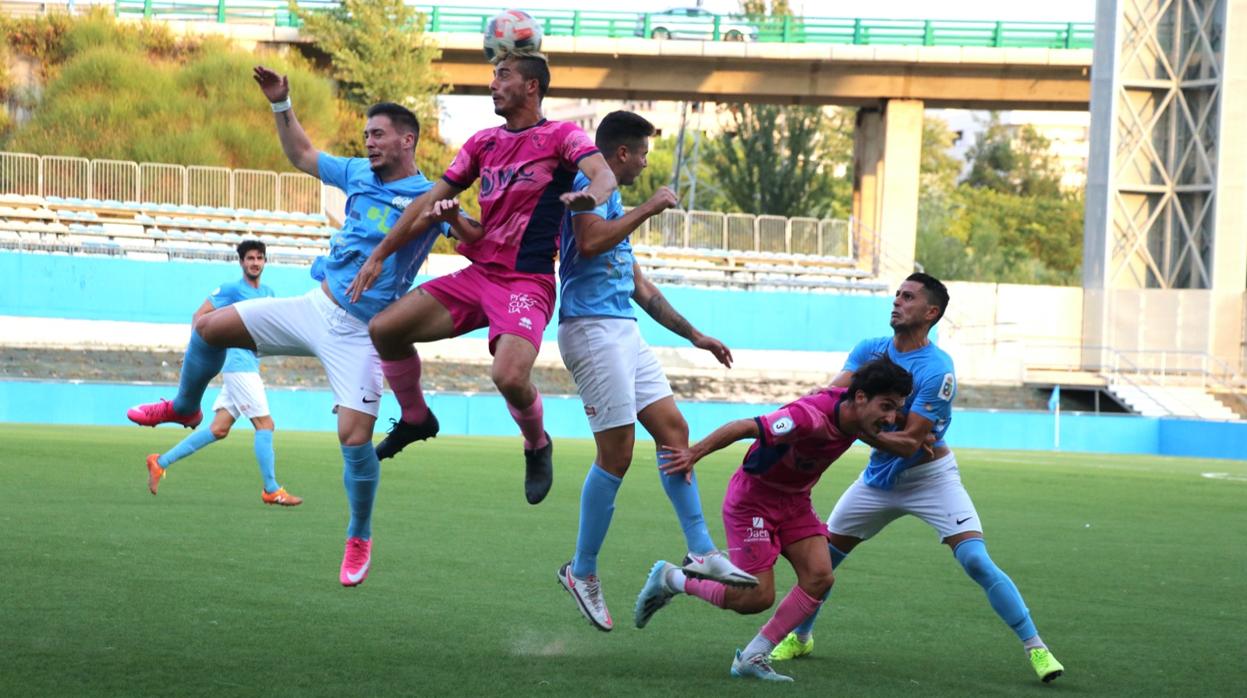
740, 387, 857, 495
443, 119, 598, 274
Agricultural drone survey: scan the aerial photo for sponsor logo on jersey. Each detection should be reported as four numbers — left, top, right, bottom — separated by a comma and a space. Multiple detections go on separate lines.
508, 292, 536, 314
746, 516, 769, 542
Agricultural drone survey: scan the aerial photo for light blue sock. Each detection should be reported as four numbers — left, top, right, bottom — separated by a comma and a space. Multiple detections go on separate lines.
793, 542, 849, 637
157, 427, 218, 469
254, 429, 278, 493
571, 464, 623, 578
657, 451, 715, 555
171, 330, 226, 415
954, 538, 1039, 641
341, 443, 380, 541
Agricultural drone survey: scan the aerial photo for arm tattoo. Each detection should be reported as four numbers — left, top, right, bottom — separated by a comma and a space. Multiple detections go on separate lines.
282, 112, 291, 126
642, 290, 695, 341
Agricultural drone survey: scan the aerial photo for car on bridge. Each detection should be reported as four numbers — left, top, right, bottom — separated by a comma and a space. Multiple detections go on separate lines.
636, 7, 760, 41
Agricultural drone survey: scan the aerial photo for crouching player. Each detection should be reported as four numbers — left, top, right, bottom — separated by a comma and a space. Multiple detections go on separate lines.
633, 357, 913, 682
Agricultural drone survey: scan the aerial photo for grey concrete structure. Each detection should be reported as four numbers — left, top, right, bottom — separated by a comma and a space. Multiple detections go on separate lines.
1083, 0, 1246, 375
852, 100, 923, 285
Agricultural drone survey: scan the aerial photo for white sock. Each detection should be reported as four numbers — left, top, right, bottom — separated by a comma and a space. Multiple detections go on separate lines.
795, 631, 813, 643
665, 567, 688, 593
742, 633, 776, 659
1023, 635, 1046, 652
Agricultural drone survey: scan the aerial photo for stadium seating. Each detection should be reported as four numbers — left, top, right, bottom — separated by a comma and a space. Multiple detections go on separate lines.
632, 244, 886, 293
0, 192, 334, 265
0, 192, 886, 293
0, 148, 890, 292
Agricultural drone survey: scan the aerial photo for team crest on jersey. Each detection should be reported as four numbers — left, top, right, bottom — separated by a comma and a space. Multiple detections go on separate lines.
939, 373, 955, 401
584, 405, 597, 416
770, 416, 794, 435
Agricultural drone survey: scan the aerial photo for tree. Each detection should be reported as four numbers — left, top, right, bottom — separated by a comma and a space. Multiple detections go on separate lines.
705, 103, 852, 218
942, 186, 1082, 285
963, 113, 1064, 198
741, 1, 793, 15
295, 0, 449, 173
914, 114, 1084, 285
5, 15, 338, 170
696, 2, 851, 218
915, 117, 973, 279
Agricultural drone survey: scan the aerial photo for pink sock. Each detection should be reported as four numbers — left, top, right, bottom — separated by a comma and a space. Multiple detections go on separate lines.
760, 585, 824, 644
381, 355, 429, 424
507, 390, 548, 449
685, 577, 727, 609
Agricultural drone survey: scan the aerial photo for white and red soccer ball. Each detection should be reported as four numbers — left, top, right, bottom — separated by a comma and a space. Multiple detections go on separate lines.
483, 9, 544, 62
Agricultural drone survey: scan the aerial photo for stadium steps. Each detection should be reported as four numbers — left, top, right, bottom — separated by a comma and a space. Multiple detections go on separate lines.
2, 194, 885, 292
1106, 380, 1240, 421
0, 193, 334, 260
631, 244, 884, 293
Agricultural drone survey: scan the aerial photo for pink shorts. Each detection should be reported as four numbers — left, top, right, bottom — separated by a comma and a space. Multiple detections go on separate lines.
722, 468, 830, 575
420, 263, 555, 353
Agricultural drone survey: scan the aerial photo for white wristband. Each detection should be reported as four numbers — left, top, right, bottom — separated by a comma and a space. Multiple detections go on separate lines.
270, 98, 292, 113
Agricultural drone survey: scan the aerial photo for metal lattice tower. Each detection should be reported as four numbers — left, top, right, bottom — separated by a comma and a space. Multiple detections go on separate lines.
1083, 0, 1247, 371
1087, 0, 1225, 289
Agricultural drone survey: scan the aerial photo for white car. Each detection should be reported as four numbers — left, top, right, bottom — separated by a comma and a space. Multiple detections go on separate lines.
636, 7, 760, 41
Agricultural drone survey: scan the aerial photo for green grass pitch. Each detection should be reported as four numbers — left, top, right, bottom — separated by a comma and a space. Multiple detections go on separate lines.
2, 423, 1245, 696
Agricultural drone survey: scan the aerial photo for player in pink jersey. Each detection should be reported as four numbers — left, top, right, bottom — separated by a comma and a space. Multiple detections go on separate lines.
634, 357, 913, 682
348, 54, 617, 505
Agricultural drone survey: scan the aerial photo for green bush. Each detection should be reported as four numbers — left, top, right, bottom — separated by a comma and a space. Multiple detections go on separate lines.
6, 42, 339, 171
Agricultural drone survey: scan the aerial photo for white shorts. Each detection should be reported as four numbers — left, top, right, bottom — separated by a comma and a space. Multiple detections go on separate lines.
558, 317, 673, 433
233, 287, 383, 417
826, 452, 981, 542
211, 372, 270, 419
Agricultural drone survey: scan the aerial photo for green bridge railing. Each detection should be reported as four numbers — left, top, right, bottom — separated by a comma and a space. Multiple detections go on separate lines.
112, 2, 1094, 49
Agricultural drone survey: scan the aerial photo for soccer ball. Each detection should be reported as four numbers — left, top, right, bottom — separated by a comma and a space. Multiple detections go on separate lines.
483, 9, 543, 62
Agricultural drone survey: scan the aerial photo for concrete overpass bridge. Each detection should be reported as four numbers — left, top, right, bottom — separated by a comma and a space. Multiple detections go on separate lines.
429, 33, 1091, 111
147, 18, 1091, 287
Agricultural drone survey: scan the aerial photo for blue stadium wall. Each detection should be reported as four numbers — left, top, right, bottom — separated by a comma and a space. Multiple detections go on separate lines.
1, 381, 1244, 460
3, 252, 1245, 460
0, 252, 892, 351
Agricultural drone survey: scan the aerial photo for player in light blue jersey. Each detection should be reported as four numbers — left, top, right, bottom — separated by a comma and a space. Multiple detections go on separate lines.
126, 66, 459, 587
140, 240, 302, 506
770, 273, 1064, 683
554, 111, 757, 632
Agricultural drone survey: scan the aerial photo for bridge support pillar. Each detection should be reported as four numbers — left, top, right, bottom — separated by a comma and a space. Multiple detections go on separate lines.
852, 99, 923, 286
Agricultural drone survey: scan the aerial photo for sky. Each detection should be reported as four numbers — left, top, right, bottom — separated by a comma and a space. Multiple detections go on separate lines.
433, 0, 1096, 144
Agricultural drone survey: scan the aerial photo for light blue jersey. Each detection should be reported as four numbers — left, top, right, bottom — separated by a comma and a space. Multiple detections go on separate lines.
313, 153, 449, 324
558, 172, 634, 321
208, 278, 275, 373
845, 336, 956, 490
